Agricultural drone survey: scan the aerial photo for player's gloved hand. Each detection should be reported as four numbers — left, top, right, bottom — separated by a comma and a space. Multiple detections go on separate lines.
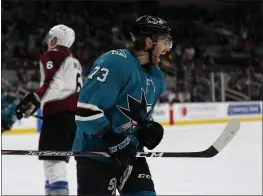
102, 130, 136, 191
16, 93, 40, 120
137, 121, 164, 150
102, 128, 136, 168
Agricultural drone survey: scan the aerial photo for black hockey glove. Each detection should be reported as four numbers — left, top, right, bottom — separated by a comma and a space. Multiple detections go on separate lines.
16, 93, 40, 120
103, 130, 136, 191
137, 121, 164, 150
100, 127, 136, 168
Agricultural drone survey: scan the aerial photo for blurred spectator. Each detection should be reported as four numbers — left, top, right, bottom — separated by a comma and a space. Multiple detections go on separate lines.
1, 90, 18, 132
1, 0, 263, 103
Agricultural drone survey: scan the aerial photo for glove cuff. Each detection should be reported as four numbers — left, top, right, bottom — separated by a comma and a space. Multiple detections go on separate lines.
31, 93, 41, 107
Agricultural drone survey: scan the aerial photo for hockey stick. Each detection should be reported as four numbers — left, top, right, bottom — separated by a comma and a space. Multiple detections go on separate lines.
2, 119, 240, 158
32, 114, 43, 120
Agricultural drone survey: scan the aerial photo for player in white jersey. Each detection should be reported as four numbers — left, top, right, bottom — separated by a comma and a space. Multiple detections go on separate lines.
16, 24, 83, 195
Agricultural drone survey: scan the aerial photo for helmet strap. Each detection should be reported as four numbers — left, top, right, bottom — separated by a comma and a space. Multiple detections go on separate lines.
147, 44, 157, 65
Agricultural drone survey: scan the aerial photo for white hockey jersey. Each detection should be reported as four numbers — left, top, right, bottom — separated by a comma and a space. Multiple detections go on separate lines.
34, 48, 82, 116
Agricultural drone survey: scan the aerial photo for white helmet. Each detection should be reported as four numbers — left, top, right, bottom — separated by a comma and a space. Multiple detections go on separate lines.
45, 24, 75, 48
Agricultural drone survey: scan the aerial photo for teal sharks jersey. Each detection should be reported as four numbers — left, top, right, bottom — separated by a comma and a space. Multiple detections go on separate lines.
72, 49, 166, 154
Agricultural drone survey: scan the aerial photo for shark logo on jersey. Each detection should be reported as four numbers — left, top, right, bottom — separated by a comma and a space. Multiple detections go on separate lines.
117, 89, 152, 133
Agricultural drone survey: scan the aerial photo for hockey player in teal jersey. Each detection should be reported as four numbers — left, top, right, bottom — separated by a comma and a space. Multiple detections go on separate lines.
73, 15, 173, 196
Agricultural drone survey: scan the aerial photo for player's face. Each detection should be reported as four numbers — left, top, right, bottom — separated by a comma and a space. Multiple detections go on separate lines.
48, 38, 58, 50
142, 35, 173, 65
43, 31, 58, 51
156, 35, 173, 54
150, 35, 172, 65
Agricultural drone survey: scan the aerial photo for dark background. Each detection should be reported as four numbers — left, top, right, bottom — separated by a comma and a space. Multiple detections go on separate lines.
2, 0, 263, 103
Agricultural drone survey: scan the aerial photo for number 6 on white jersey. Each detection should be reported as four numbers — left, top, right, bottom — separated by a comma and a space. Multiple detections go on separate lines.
47, 61, 53, 69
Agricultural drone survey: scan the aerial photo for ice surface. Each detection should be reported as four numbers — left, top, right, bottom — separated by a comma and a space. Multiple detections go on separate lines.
2, 122, 262, 195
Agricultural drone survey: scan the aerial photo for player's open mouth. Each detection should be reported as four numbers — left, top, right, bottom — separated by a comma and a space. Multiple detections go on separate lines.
160, 49, 169, 55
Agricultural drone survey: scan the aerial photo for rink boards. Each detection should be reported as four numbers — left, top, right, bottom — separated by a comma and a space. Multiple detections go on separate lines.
153, 101, 262, 125
4, 101, 262, 135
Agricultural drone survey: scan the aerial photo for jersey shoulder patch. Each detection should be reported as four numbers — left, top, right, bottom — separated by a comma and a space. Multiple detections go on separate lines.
111, 49, 127, 58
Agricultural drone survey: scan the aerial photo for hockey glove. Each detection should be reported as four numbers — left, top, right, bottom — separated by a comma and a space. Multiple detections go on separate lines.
16, 93, 40, 120
137, 121, 164, 150
101, 128, 136, 168
103, 130, 135, 191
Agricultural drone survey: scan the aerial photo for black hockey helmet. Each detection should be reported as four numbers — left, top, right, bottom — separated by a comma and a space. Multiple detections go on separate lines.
132, 15, 170, 36
130, 15, 172, 50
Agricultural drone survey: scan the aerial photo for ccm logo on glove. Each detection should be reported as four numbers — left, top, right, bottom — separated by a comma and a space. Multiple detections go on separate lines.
138, 174, 152, 179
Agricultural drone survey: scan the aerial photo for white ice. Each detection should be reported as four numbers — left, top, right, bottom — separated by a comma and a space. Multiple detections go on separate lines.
2, 121, 262, 195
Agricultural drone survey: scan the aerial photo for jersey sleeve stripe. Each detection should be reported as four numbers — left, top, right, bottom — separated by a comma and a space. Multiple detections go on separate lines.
75, 113, 104, 121
77, 102, 103, 112
75, 107, 102, 117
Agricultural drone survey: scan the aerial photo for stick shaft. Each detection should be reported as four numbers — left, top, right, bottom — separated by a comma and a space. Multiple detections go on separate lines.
1, 147, 217, 158
2, 119, 240, 158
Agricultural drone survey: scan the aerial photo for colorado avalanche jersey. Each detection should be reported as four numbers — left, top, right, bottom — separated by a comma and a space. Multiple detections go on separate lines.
72, 49, 165, 154
34, 48, 82, 116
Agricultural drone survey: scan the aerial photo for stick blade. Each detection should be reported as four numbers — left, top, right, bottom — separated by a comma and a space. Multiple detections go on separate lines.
212, 119, 241, 153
